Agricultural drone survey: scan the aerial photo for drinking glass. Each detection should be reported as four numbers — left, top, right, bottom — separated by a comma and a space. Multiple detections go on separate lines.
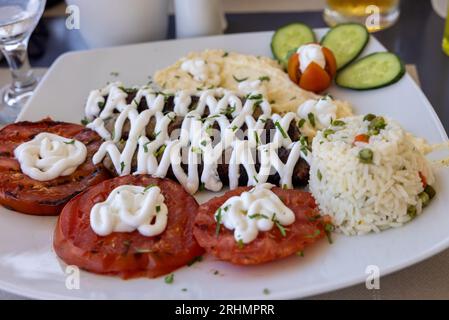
323, 0, 400, 32
443, 3, 449, 56
0, 0, 46, 124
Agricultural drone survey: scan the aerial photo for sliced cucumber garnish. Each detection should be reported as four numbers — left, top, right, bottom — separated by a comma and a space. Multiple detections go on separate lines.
271, 23, 316, 68
336, 52, 405, 90
321, 23, 369, 70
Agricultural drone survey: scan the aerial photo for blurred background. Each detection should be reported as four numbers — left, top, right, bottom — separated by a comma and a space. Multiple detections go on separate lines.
1, 0, 449, 122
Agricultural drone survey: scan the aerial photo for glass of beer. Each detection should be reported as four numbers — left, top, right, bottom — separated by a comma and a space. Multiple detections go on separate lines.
324, 0, 400, 32
443, 4, 449, 56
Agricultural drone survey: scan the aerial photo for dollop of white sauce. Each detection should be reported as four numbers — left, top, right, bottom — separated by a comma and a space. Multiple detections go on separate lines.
90, 185, 168, 237
298, 96, 337, 129
296, 44, 326, 73
181, 59, 220, 85
14, 133, 87, 181
215, 183, 295, 244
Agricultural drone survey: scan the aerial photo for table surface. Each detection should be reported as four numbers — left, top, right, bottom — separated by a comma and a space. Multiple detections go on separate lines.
2, 0, 449, 300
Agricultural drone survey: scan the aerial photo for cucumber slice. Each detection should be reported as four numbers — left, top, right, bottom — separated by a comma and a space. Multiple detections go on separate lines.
321, 23, 369, 70
336, 52, 405, 90
271, 23, 316, 68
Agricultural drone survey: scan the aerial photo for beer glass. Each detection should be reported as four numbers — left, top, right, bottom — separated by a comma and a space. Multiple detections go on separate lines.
324, 0, 400, 32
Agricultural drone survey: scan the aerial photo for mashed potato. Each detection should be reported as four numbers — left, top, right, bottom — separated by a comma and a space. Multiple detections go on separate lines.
154, 49, 352, 117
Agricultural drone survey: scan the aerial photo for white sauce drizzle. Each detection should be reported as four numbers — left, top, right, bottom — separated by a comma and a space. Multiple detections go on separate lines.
90, 185, 168, 237
215, 183, 295, 244
298, 96, 337, 129
14, 132, 87, 181
85, 83, 335, 194
180, 59, 221, 86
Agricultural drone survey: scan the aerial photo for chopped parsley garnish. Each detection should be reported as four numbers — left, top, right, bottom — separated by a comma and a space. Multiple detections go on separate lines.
199, 182, 206, 191
282, 184, 288, 190
323, 129, 335, 138
332, 120, 345, 126
324, 223, 334, 244
187, 255, 203, 267
297, 251, 304, 257
253, 175, 259, 183
221, 105, 236, 117
308, 113, 316, 128
274, 121, 288, 139
317, 169, 323, 181
118, 86, 138, 95
248, 213, 269, 220
64, 140, 75, 145
248, 93, 263, 100
97, 101, 105, 109
233, 75, 249, 83
164, 274, 174, 284
143, 184, 156, 192
120, 161, 125, 173
258, 76, 270, 82
215, 208, 222, 237
143, 141, 150, 153
191, 146, 202, 154
237, 239, 244, 249
298, 118, 306, 128
156, 205, 161, 213
263, 288, 270, 295
253, 131, 260, 145
232, 125, 238, 132
154, 145, 166, 158
80, 117, 90, 126
222, 51, 229, 57
201, 140, 207, 147
272, 215, 287, 237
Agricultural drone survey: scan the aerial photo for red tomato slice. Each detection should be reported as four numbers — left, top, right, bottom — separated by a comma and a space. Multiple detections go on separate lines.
0, 120, 110, 216
287, 53, 301, 84
193, 187, 328, 265
322, 46, 337, 78
299, 62, 332, 93
54, 175, 204, 279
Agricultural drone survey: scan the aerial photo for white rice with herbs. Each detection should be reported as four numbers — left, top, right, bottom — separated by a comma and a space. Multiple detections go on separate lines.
309, 115, 435, 236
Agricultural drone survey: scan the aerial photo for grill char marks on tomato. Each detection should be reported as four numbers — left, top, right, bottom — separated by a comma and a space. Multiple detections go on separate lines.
53, 175, 204, 279
0, 120, 110, 216
193, 187, 329, 265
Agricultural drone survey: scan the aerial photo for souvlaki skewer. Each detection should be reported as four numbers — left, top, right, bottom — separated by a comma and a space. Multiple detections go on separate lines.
83, 82, 340, 194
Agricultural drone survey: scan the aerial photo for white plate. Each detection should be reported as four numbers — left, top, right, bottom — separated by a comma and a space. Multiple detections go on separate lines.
2, 29, 448, 300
